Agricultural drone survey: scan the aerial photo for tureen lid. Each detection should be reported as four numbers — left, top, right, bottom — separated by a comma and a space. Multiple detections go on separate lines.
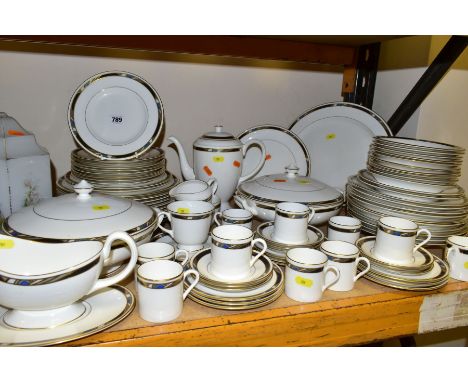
238, 164, 342, 204
194, 126, 242, 149
4, 180, 157, 240
0, 234, 103, 279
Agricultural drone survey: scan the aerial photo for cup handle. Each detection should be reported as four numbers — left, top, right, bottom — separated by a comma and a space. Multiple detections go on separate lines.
354, 257, 371, 282
238, 139, 266, 183
413, 228, 431, 253
446, 246, 458, 263
250, 238, 267, 267
182, 269, 200, 300
214, 211, 222, 226
307, 206, 316, 223
207, 178, 218, 197
157, 211, 174, 238
88, 231, 138, 294
175, 249, 189, 267
322, 265, 340, 292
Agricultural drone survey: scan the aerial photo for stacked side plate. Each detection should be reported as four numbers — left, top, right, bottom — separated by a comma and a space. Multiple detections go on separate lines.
356, 237, 449, 291
186, 249, 284, 310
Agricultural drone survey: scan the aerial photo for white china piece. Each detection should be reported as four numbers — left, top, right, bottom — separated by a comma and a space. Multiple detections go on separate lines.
0, 285, 134, 347
272, 202, 315, 244
235, 164, 344, 224
2, 180, 159, 268
169, 125, 266, 211
214, 208, 253, 229
0, 232, 138, 330
137, 242, 189, 267
210, 225, 267, 280
289, 102, 392, 190
238, 124, 311, 178
68, 71, 164, 160
136, 260, 199, 323
285, 248, 339, 303
445, 236, 468, 281
327, 216, 362, 244
320, 240, 370, 292
157, 200, 215, 251
169, 179, 218, 202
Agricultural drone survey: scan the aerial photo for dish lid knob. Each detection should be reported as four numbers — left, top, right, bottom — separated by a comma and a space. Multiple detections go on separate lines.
285, 164, 299, 177
74, 180, 94, 200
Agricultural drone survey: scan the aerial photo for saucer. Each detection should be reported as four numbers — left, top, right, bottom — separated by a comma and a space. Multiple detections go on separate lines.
0, 286, 134, 346
257, 221, 324, 249
153, 233, 211, 253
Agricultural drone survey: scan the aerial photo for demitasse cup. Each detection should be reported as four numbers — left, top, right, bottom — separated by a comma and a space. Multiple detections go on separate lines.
320, 240, 370, 292
136, 260, 199, 323
285, 248, 340, 303
157, 200, 214, 251
272, 202, 315, 244
210, 225, 267, 280
445, 236, 468, 281
373, 216, 431, 264
137, 242, 189, 267
214, 208, 253, 229
327, 216, 362, 244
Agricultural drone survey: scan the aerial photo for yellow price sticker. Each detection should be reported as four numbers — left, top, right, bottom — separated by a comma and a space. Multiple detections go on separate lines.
326, 133, 336, 140
296, 179, 311, 184
212, 156, 225, 163
177, 208, 190, 214
0, 239, 14, 249
464, 261, 468, 269
92, 204, 110, 211
295, 276, 313, 288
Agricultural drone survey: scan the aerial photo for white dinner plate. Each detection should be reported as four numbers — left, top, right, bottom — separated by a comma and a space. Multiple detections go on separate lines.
238, 125, 310, 178
68, 71, 164, 159
290, 102, 392, 190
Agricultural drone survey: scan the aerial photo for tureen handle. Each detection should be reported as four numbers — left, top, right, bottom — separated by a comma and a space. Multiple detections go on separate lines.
238, 139, 266, 184
88, 231, 138, 294
233, 195, 257, 215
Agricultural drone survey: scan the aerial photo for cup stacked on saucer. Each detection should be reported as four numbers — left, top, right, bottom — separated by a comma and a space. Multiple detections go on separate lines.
254, 202, 325, 266
347, 137, 468, 245
185, 225, 284, 310
356, 217, 449, 291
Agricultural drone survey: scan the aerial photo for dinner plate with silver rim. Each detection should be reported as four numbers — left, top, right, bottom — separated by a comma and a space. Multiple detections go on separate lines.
238, 125, 310, 178
68, 71, 164, 160
290, 101, 392, 190
0, 286, 134, 347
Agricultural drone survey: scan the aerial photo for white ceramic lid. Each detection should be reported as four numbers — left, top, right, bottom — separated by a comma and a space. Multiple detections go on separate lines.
5, 181, 156, 240
0, 234, 103, 278
238, 164, 342, 204
194, 126, 242, 149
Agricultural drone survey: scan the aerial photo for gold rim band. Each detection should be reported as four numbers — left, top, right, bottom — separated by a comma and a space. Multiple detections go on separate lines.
223, 217, 253, 224
328, 225, 361, 233
286, 263, 324, 273
171, 212, 213, 220
212, 239, 251, 250
276, 209, 309, 219
378, 224, 416, 237
136, 273, 183, 289
194, 147, 241, 153
446, 243, 468, 254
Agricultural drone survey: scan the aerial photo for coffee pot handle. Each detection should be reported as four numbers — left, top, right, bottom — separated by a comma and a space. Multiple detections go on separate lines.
239, 139, 266, 183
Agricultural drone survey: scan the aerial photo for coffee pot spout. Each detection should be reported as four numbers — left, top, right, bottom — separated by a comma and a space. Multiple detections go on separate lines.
168, 136, 195, 180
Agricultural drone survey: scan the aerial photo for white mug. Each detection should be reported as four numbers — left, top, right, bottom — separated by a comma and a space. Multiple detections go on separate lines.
445, 236, 468, 281
272, 202, 315, 244
373, 216, 431, 264
320, 240, 370, 292
136, 260, 199, 323
157, 200, 214, 251
214, 208, 253, 229
327, 216, 362, 244
137, 242, 189, 267
285, 248, 340, 303
210, 225, 267, 280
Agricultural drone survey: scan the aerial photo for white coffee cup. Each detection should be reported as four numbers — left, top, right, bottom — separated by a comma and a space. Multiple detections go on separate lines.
210, 225, 267, 280
320, 240, 370, 292
445, 236, 468, 281
137, 242, 189, 267
373, 216, 431, 264
272, 202, 315, 244
327, 216, 362, 244
214, 208, 253, 229
136, 260, 199, 323
285, 248, 340, 303
169, 179, 218, 202
157, 200, 214, 251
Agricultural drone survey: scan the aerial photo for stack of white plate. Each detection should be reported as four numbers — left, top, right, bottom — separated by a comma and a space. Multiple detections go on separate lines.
57, 148, 179, 209
186, 249, 284, 310
356, 237, 449, 291
346, 137, 468, 245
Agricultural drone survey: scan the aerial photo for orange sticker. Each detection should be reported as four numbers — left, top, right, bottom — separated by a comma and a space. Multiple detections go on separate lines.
273, 179, 287, 183
233, 160, 241, 168
265, 154, 272, 161
7, 130, 25, 136
203, 166, 213, 176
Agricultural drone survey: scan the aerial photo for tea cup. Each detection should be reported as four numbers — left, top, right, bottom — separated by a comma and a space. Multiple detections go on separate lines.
327, 216, 361, 244
214, 208, 253, 229
272, 202, 315, 244
137, 242, 189, 267
169, 179, 218, 202
445, 236, 468, 281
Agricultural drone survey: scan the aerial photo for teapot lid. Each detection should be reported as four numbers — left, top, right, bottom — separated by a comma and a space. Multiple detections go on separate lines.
194, 126, 242, 149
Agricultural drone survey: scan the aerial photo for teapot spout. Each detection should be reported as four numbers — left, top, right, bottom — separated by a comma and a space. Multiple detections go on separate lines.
168, 136, 195, 180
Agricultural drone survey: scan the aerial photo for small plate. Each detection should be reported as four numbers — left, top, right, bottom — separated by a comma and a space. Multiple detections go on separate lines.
153, 233, 212, 253
0, 286, 134, 347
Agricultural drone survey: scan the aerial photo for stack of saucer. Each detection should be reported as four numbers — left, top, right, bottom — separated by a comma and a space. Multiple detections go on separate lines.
57, 148, 179, 209
185, 249, 284, 310
356, 236, 449, 291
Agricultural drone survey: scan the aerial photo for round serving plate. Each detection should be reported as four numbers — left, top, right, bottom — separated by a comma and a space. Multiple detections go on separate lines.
68, 71, 164, 160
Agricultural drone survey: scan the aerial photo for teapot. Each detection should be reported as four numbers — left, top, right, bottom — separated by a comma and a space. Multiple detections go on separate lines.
168, 126, 266, 211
